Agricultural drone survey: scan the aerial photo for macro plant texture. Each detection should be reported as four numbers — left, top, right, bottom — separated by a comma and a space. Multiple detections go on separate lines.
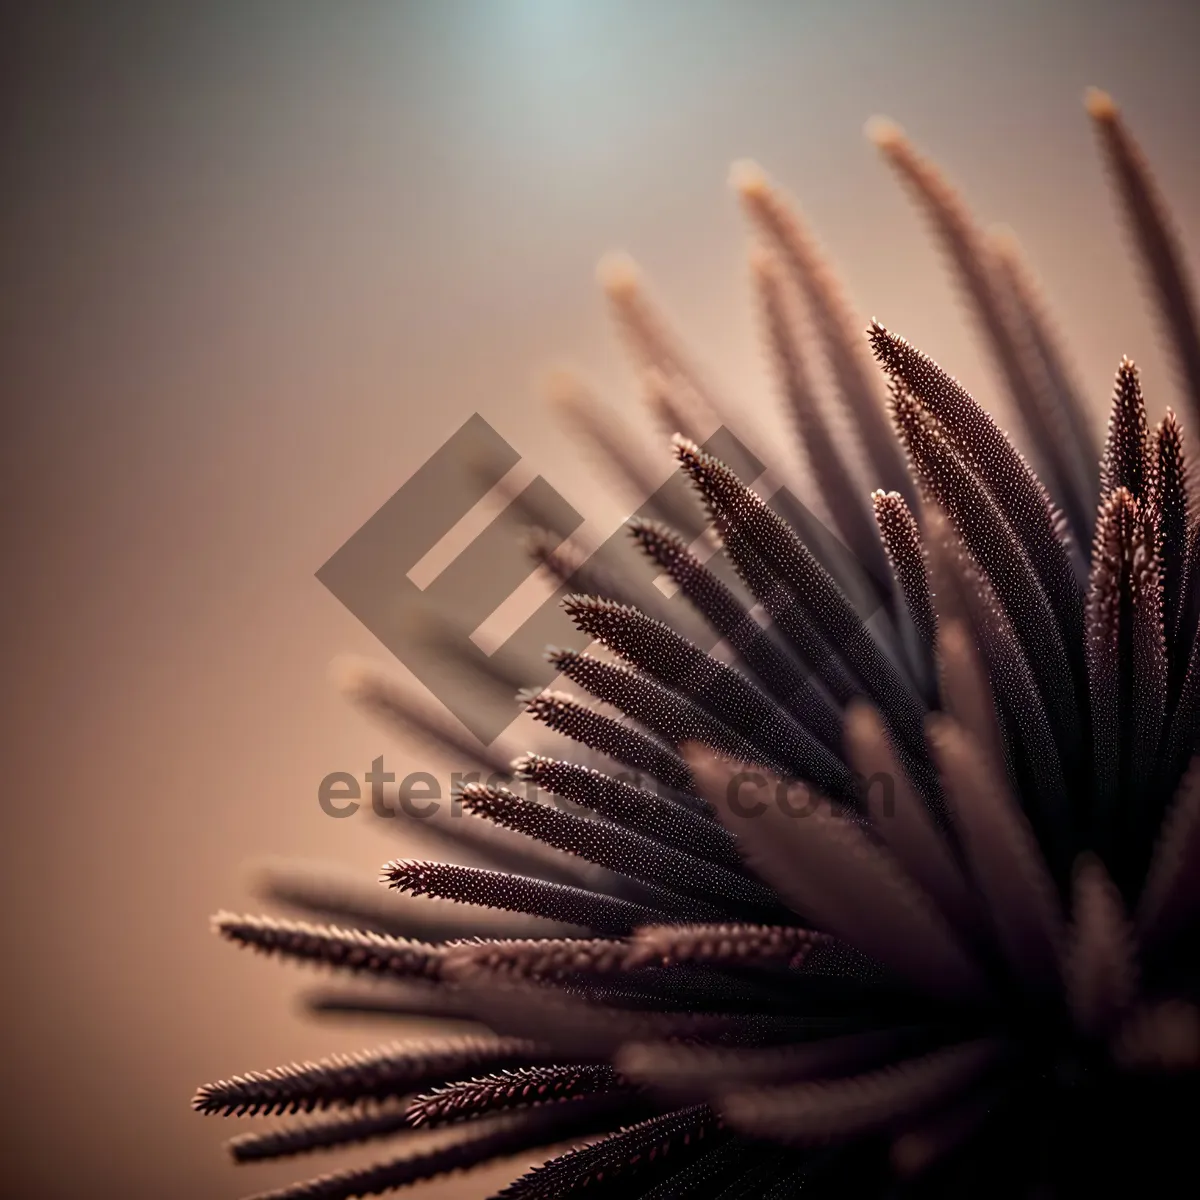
196, 90, 1200, 1198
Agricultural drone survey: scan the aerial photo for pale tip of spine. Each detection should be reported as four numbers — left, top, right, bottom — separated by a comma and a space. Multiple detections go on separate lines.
729, 158, 770, 199
540, 364, 586, 409
596, 252, 641, 298
1085, 87, 1117, 121
510, 752, 536, 778
210, 911, 241, 935
865, 115, 905, 149
328, 654, 379, 700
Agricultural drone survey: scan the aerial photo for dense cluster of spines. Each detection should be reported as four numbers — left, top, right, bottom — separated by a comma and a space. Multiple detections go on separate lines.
522, 687, 696, 794
198, 92, 1200, 1198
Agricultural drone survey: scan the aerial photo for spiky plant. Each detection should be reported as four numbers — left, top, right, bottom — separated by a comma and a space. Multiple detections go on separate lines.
196, 91, 1200, 1199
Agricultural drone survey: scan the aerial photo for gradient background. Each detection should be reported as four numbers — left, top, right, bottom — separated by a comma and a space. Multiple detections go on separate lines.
3, 2, 1199, 1196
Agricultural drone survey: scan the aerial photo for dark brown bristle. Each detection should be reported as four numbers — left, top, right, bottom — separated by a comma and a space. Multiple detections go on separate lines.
212, 913, 445, 982
381, 858, 666, 935
407, 1065, 629, 1128
1088, 90, 1200, 432
1151, 409, 1191, 646
871, 489, 937, 655
1101, 357, 1152, 503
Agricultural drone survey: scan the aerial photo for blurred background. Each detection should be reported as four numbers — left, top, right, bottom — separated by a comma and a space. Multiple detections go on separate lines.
2, 1, 1198, 1196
